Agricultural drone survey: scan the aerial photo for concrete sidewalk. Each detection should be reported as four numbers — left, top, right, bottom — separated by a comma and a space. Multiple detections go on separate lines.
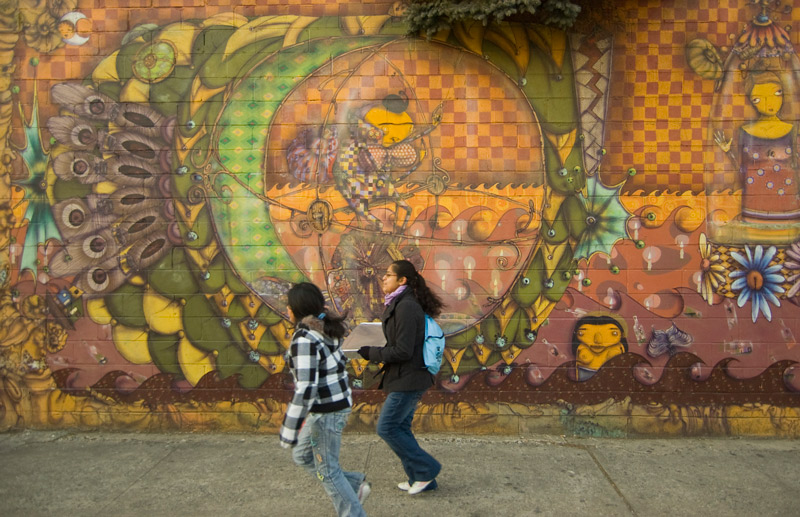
0, 431, 797, 517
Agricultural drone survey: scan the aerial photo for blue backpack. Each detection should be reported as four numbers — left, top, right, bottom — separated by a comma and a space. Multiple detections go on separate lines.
423, 314, 445, 375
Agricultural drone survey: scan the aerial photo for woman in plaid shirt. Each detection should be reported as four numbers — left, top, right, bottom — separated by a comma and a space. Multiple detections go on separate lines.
280, 283, 370, 516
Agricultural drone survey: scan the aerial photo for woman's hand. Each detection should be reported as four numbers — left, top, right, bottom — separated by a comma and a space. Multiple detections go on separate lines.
358, 346, 371, 360
714, 130, 731, 153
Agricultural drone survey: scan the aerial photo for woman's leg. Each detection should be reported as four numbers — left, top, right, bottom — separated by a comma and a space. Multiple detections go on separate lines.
292, 413, 318, 477
376, 390, 441, 483
311, 409, 366, 517
296, 414, 364, 493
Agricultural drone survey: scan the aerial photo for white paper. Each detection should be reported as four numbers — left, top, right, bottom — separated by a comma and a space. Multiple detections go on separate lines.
342, 322, 386, 351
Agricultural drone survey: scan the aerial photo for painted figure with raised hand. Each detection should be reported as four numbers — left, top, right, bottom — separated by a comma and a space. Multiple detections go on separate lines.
714, 70, 800, 221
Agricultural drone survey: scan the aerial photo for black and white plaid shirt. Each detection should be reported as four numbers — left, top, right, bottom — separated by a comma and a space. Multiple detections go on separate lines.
279, 316, 352, 446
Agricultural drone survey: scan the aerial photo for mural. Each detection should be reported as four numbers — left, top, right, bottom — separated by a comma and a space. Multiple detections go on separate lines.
1, 0, 799, 436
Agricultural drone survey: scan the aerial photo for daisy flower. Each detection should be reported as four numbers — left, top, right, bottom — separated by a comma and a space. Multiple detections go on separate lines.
729, 245, 784, 322
697, 233, 726, 305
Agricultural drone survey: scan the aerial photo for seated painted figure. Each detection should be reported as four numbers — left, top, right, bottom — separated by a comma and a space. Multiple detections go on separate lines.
571, 315, 629, 381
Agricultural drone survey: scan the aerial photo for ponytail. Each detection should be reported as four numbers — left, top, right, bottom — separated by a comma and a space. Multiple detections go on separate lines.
391, 260, 444, 317
287, 283, 348, 339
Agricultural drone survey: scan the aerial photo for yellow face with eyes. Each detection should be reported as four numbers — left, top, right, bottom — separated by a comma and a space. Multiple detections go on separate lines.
575, 323, 625, 371
749, 81, 783, 116
364, 106, 413, 147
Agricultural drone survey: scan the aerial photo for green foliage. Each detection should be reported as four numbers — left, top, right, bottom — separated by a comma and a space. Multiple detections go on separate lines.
148, 332, 184, 380
405, 0, 581, 37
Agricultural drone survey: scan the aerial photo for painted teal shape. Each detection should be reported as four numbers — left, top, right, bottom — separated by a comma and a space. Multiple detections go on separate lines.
14, 95, 61, 274
211, 35, 394, 283
573, 176, 630, 261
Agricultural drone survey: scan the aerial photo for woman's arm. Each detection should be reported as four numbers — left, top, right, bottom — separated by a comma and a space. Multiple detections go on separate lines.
370, 300, 421, 364
279, 331, 320, 446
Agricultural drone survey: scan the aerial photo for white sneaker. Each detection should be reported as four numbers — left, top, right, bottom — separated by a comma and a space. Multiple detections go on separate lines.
397, 481, 411, 491
358, 481, 371, 505
408, 480, 436, 495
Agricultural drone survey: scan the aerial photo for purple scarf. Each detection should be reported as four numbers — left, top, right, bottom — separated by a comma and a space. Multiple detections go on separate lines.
384, 285, 408, 306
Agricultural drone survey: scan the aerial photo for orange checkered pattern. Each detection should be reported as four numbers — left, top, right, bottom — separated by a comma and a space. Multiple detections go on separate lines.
605, 0, 800, 194
265, 40, 544, 188
22, 0, 397, 121
21, 0, 800, 195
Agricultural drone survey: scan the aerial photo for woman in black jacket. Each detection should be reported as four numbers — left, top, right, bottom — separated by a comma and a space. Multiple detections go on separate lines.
358, 259, 443, 495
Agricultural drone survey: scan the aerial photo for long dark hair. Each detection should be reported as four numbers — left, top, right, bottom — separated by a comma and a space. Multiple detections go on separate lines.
287, 283, 347, 339
391, 260, 444, 317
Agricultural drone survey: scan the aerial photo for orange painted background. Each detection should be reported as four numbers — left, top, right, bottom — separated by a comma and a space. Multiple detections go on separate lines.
1, 0, 799, 436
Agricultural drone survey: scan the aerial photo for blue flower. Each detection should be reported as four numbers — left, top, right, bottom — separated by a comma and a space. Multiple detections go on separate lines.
729, 245, 784, 322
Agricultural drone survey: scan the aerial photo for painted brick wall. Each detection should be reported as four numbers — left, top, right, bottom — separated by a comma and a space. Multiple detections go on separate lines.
1, 0, 799, 436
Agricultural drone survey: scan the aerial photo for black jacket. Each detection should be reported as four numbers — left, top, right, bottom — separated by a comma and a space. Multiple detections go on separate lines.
367, 288, 434, 392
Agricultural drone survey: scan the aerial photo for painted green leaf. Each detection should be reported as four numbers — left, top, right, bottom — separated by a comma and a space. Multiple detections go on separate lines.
199, 254, 227, 293
190, 25, 238, 70
255, 328, 282, 356
216, 343, 247, 379
182, 294, 233, 353
147, 332, 184, 379
256, 305, 284, 327
562, 194, 588, 239
238, 363, 270, 389
504, 309, 527, 347
511, 251, 545, 306
105, 283, 147, 328
148, 249, 198, 298
544, 246, 575, 302
480, 314, 501, 350
445, 325, 478, 350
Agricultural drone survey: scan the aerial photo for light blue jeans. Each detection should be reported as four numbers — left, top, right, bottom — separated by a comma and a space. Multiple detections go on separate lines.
293, 408, 366, 517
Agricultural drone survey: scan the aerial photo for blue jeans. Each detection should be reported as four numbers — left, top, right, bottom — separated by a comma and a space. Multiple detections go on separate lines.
293, 408, 366, 517
377, 390, 441, 483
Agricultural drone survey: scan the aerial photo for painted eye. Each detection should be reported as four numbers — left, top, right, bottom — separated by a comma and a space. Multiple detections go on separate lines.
752, 97, 761, 104
71, 159, 89, 176
475, 334, 485, 345
496, 336, 507, 348
86, 267, 110, 291
547, 228, 556, 237
612, 330, 619, 337
544, 278, 554, 288
775, 90, 783, 97
82, 235, 107, 259
558, 168, 568, 177
62, 203, 85, 228
522, 277, 530, 285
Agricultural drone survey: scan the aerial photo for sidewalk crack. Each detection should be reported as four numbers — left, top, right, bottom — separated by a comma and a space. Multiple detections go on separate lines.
584, 446, 638, 517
